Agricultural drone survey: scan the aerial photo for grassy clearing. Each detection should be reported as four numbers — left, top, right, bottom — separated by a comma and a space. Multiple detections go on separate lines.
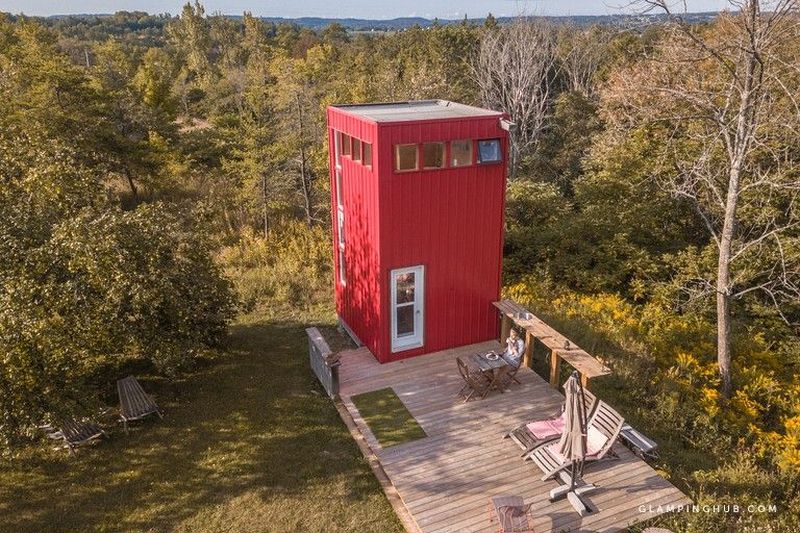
0, 315, 402, 533
351, 388, 427, 449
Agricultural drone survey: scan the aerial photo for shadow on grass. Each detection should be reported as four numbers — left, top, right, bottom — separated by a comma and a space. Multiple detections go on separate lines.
0, 319, 401, 532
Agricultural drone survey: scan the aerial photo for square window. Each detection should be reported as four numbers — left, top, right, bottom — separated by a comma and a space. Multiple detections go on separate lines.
423, 142, 445, 169
342, 133, 351, 157
450, 140, 472, 167
396, 305, 414, 336
353, 138, 362, 162
363, 143, 372, 166
395, 144, 418, 172
478, 139, 502, 164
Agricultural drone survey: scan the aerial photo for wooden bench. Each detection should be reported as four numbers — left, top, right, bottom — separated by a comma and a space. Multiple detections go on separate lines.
44, 418, 106, 455
117, 376, 163, 433
306, 327, 341, 399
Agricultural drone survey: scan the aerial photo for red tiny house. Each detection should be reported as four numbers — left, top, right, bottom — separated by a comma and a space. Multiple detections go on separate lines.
327, 101, 508, 363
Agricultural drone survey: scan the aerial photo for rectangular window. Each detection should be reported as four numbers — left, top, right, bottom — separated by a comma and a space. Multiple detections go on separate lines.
450, 140, 472, 167
337, 207, 345, 285
334, 131, 341, 167
337, 208, 345, 249
477, 139, 502, 164
335, 170, 343, 209
423, 142, 445, 169
338, 249, 346, 285
352, 138, 362, 162
342, 133, 351, 157
363, 143, 373, 166
395, 144, 418, 172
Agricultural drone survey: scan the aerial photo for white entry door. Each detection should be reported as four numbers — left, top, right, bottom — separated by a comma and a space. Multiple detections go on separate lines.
390, 265, 424, 352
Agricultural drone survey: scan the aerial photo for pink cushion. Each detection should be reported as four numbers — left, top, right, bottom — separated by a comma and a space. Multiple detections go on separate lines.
526, 415, 565, 439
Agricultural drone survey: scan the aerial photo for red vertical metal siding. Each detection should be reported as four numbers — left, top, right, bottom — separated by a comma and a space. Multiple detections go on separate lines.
327, 108, 382, 357
328, 106, 507, 363
377, 117, 507, 361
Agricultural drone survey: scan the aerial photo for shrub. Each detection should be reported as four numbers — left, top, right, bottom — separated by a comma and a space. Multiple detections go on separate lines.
218, 221, 332, 317
506, 276, 800, 473
506, 275, 800, 529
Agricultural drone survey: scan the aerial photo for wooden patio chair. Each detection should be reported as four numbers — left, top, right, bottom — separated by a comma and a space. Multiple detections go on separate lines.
117, 375, 163, 433
498, 354, 523, 390
457, 358, 492, 402
487, 495, 535, 532
41, 417, 107, 455
524, 400, 625, 481
505, 388, 598, 456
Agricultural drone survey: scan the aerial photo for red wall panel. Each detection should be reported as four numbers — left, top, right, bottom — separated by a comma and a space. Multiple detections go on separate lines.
327, 109, 382, 354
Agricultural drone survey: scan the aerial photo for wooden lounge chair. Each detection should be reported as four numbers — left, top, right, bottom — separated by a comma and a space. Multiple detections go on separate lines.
525, 400, 624, 481
487, 495, 534, 532
505, 388, 597, 456
117, 375, 163, 433
457, 358, 492, 402
42, 417, 107, 455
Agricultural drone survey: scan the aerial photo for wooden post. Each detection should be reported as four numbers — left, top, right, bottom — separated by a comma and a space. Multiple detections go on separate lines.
523, 331, 533, 368
549, 350, 561, 389
580, 373, 589, 391
500, 314, 512, 345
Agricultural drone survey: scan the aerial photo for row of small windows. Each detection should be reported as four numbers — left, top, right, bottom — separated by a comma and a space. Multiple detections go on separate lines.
335, 131, 502, 173
394, 139, 502, 172
337, 132, 373, 167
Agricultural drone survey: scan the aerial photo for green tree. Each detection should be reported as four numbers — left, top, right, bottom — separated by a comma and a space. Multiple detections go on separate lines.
606, 1, 800, 395
0, 130, 234, 445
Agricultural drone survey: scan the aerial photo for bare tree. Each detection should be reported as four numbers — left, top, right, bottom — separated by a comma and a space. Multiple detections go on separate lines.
473, 19, 559, 178
294, 91, 315, 227
609, 0, 800, 396
557, 25, 613, 98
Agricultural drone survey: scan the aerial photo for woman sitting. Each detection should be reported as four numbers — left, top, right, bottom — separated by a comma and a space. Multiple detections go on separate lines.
503, 329, 525, 366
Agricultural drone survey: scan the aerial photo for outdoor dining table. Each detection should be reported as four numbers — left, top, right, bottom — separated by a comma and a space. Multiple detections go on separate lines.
457, 351, 510, 391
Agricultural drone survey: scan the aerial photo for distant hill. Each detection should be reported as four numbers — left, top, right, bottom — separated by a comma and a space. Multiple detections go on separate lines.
32, 12, 720, 32
257, 13, 719, 31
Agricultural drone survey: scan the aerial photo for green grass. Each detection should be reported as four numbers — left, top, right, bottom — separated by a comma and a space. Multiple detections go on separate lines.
0, 315, 403, 533
351, 388, 426, 448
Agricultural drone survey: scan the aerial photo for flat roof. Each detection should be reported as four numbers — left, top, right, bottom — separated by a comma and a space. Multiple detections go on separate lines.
331, 100, 502, 123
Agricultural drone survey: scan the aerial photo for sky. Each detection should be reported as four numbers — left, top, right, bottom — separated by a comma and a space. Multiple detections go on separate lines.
1, 0, 730, 19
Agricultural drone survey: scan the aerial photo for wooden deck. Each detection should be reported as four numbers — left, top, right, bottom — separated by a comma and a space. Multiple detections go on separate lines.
337, 341, 690, 533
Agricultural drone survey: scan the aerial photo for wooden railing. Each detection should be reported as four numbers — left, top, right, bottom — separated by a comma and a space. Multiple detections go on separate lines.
493, 299, 611, 390
306, 327, 341, 399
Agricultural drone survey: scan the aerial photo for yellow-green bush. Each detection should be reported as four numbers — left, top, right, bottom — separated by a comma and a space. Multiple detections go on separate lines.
506, 275, 800, 476
507, 275, 800, 530
218, 222, 332, 317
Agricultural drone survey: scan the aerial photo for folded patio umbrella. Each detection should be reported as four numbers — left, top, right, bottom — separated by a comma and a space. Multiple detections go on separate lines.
551, 370, 595, 515
557, 371, 587, 477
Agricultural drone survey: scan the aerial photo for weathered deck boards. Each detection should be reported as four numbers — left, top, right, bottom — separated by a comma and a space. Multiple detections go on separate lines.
338, 342, 690, 533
